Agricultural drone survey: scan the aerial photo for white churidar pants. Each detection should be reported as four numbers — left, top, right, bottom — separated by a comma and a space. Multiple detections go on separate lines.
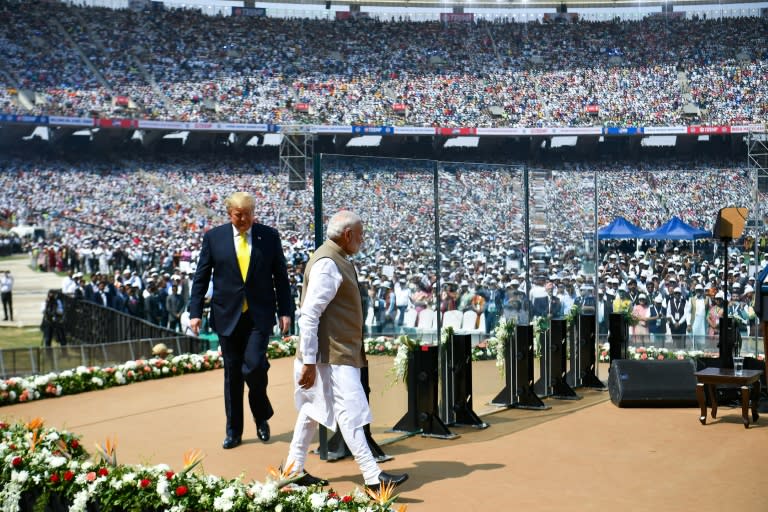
286, 359, 381, 485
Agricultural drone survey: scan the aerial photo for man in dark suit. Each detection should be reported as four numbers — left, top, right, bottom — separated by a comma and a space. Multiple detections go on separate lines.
189, 191, 293, 450
532, 283, 561, 319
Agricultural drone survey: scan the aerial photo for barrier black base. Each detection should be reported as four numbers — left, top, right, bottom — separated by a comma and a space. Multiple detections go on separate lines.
322, 425, 394, 462
452, 402, 489, 429
392, 409, 459, 439
441, 333, 489, 429
513, 384, 549, 410
579, 370, 606, 390
391, 346, 459, 439
552, 378, 581, 400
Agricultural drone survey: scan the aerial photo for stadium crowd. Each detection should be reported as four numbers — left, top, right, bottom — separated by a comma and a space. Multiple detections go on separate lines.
1, 1, 766, 127
0, 154, 765, 349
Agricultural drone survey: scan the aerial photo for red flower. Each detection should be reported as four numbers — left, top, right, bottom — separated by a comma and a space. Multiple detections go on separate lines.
328, 492, 338, 499
140, 478, 151, 488
98, 468, 109, 477
342, 496, 353, 503
0, 421, 7, 429
11, 456, 22, 467
70, 439, 80, 449
165, 471, 175, 480
50, 474, 60, 484
175, 485, 188, 497
640, 353, 648, 360
63, 470, 74, 481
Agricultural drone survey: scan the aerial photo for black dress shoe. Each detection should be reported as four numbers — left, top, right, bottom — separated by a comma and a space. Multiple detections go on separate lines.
256, 420, 270, 442
222, 436, 242, 449
293, 472, 329, 487
366, 471, 409, 493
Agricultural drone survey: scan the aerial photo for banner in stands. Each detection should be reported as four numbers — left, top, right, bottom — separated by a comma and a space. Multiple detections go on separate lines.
138, 120, 189, 130
440, 13, 474, 23
687, 125, 731, 135
216, 123, 269, 132
543, 13, 579, 22
436, 127, 477, 136
729, 124, 764, 134
393, 127, 435, 135
336, 11, 370, 20
643, 126, 687, 135
603, 127, 643, 135
1, 113, 766, 136
352, 126, 395, 135
231, 7, 266, 17
0, 114, 48, 124
95, 118, 139, 129
48, 116, 92, 127
307, 125, 353, 134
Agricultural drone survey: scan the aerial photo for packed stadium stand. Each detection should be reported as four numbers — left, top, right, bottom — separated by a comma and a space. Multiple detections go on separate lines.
0, 0, 766, 127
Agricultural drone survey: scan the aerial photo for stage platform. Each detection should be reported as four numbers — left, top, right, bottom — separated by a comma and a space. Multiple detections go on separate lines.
2, 356, 766, 511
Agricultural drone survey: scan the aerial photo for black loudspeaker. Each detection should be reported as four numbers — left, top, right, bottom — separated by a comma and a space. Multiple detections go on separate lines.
608, 359, 698, 407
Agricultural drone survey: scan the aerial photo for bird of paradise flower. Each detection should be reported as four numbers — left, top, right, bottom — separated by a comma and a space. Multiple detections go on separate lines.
93, 436, 118, 467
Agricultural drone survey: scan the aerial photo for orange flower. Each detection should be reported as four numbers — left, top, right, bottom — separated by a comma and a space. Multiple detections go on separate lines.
94, 436, 118, 466
181, 448, 204, 474
26, 418, 44, 431
365, 480, 399, 507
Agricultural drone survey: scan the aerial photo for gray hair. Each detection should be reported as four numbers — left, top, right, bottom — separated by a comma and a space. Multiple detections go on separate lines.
326, 211, 362, 240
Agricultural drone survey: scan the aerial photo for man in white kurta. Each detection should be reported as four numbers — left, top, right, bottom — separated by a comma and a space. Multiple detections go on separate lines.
285, 211, 408, 491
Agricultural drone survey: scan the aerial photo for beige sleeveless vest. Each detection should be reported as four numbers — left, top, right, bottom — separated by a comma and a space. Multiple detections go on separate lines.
299, 240, 366, 367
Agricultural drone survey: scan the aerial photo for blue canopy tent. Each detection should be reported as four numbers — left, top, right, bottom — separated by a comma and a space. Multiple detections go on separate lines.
640, 216, 711, 240
597, 216, 650, 239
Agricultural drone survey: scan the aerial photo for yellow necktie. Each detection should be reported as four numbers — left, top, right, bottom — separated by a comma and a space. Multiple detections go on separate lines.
237, 233, 249, 312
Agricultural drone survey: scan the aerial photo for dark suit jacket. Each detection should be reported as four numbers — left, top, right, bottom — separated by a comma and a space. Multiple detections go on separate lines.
532, 295, 561, 318
189, 222, 292, 337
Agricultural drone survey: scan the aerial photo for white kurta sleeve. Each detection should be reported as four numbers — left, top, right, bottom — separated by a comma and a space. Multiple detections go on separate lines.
297, 258, 343, 364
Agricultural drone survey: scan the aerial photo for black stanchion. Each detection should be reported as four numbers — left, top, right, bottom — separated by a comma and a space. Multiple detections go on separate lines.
536, 319, 580, 400
567, 314, 605, 389
490, 328, 515, 407
492, 325, 550, 410
533, 324, 551, 398
608, 313, 629, 364
440, 333, 489, 429
392, 345, 459, 439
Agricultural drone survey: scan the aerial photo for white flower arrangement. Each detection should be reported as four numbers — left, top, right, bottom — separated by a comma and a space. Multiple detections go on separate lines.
0, 419, 404, 511
486, 319, 516, 376
389, 335, 421, 385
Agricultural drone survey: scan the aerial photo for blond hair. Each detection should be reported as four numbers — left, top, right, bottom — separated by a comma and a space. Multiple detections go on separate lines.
224, 192, 256, 212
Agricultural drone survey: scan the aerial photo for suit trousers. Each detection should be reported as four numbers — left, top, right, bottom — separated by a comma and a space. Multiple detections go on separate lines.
219, 313, 274, 439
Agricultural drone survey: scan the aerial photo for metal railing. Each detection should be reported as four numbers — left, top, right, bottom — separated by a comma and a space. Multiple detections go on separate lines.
0, 290, 207, 379
55, 291, 196, 345
0, 336, 210, 379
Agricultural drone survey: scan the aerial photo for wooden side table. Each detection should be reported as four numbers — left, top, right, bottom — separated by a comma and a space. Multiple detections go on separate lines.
694, 368, 763, 428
